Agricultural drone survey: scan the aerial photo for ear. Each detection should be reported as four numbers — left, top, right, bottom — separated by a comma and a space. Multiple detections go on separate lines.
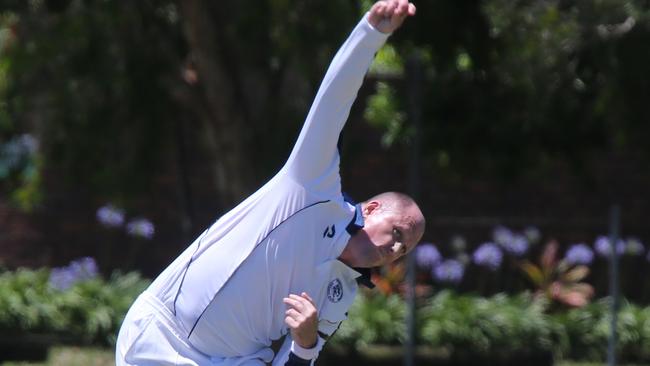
363, 201, 381, 217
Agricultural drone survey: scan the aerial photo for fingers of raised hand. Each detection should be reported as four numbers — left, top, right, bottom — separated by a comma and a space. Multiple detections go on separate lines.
378, 0, 409, 17
371, 2, 385, 17
395, 0, 408, 16
369, 0, 416, 33
386, 0, 398, 15
408, 3, 416, 16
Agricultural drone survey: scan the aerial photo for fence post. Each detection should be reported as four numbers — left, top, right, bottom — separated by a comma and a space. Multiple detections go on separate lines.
404, 51, 423, 366
607, 204, 620, 366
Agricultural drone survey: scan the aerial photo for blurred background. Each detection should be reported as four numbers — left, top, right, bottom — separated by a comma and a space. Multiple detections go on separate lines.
0, 0, 649, 365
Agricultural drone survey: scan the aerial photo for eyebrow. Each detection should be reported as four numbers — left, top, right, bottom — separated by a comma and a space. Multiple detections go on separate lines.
400, 217, 418, 248
395, 223, 412, 244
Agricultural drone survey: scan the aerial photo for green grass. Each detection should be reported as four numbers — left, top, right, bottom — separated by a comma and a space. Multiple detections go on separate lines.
2, 346, 649, 366
1, 347, 113, 366
558, 364, 650, 366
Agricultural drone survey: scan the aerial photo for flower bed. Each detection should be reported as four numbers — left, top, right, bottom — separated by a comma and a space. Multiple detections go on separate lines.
1, 262, 649, 364
328, 290, 650, 365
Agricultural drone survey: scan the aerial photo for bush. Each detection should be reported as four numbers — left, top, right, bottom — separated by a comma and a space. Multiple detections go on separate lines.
331, 291, 407, 348
331, 290, 650, 364
55, 271, 150, 345
0, 268, 67, 334
0, 267, 149, 346
418, 291, 557, 361
553, 299, 650, 364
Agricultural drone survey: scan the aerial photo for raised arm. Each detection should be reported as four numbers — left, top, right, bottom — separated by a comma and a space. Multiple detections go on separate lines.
282, 0, 416, 186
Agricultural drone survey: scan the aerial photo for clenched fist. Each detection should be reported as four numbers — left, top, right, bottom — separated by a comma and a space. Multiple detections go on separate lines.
367, 0, 417, 34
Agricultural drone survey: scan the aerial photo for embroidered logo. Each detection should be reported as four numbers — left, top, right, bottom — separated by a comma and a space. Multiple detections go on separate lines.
323, 224, 336, 238
327, 279, 343, 303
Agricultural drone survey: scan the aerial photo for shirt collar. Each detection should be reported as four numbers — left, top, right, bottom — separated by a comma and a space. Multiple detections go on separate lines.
345, 203, 364, 236
354, 267, 375, 289
343, 194, 374, 289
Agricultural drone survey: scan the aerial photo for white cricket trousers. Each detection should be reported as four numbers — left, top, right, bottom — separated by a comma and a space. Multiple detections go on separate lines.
115, 291, 272, 366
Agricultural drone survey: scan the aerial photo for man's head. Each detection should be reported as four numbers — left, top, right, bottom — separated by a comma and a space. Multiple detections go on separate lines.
339, 192, 425, 268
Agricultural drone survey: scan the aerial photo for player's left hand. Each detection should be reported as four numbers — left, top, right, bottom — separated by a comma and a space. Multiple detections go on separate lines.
283, 292, 319, 349
368, 0, 417, 34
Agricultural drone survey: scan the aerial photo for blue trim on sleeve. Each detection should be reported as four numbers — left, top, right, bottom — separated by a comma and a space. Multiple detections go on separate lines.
285, 352, 312, 365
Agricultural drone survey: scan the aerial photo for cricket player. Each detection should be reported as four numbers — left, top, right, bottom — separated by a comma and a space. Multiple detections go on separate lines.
116, 1, 424, 365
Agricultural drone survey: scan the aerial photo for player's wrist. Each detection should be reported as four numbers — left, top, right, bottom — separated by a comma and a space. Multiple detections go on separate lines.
295, 337, 317, 349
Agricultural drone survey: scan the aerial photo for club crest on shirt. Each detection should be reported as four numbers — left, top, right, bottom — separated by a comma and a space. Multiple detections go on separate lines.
327, 278, 343, 303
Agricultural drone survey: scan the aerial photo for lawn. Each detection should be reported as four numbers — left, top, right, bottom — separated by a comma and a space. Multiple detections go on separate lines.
2, 347, 649, 366
2, 347, 113, 366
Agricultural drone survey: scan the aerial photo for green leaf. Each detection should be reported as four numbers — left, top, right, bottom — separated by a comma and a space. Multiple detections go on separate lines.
562, 265, 590, 283
519, 261, 544, 287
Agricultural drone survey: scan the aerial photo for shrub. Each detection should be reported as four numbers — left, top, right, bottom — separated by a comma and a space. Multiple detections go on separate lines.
0, 267, 149, 346
0, 268, 67, 333
418, 291, 557, 359
553, 299, 650, 364
331, 290, 650, 364
331, 290, 406, 348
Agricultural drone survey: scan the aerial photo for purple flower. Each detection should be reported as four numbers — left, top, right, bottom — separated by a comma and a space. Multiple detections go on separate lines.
127, 218, 155, 239
48, 257, 99, 291
594, 236, 625, 257
472, 242, 503, 271
49, 267, 77, 291
564, 243, 594, 265
415, 243, 441, 269
96, 204, 125, 228
625, 238, 645, 256
501, 234, 529, 257
68, 257, 99, 280
432, 259, 465, 284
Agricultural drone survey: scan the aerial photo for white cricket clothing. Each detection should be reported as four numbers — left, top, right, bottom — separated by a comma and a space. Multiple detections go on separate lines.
116, 15, 388, 366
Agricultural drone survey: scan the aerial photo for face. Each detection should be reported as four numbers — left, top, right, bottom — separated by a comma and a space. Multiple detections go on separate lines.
339, 201, 424, 268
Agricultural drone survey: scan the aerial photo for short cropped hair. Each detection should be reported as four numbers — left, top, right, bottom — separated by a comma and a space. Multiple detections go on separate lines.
363, 191, 417, 214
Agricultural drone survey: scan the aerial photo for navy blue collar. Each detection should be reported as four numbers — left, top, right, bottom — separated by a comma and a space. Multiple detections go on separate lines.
343, 194, 374, 289
355, 267, 375, 289
345, 203, 364, 235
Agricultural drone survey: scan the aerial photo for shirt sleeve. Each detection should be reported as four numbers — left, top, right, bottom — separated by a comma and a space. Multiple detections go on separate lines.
272, 335, 326, 366
282, 15, 389, 188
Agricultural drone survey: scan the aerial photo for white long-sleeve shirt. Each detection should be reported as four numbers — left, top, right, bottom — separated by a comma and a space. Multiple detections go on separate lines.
146, 15, 388, 365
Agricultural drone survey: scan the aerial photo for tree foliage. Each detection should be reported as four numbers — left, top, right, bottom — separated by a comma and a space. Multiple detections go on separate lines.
1, 0, 649, 211
368, 0, 650, 181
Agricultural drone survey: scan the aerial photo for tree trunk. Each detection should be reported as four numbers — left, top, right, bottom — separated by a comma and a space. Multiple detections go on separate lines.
178, 0, 256, 209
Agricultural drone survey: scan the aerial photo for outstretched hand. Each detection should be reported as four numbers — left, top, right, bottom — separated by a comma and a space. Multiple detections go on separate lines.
283, 292, 319, 349
367, 0, 417, 34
